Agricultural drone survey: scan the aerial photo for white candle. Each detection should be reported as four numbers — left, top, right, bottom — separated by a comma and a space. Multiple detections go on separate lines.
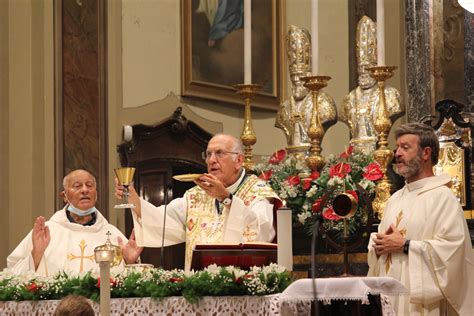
277, 207, 293, 271
244, 0, 251, 84
311, 0, 319, 74
99, 261, 111, 316
376, 0, 385, 65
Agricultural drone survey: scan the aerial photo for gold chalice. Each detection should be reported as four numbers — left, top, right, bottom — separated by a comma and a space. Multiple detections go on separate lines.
114, 167, 136, 209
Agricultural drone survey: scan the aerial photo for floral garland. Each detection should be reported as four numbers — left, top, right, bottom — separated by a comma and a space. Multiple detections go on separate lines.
253, 146, 383, 240
0, 264, 291, 303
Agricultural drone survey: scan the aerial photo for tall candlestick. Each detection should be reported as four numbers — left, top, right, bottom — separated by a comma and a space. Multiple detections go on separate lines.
244, 0, 251, 84
311, 0, 319, 74
376, 0, 385, 65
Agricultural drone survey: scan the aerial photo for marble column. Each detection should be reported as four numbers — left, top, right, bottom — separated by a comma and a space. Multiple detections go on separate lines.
404, 0, 432, 122
465, 11, 473, 113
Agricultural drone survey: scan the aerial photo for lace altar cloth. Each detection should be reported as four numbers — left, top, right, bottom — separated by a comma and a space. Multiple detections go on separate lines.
0, 295, 281, 315
0, 277, 407, 315
279, 277, 408, 316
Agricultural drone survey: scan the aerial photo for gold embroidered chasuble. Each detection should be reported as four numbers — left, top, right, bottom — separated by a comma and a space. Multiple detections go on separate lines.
184, 174, 280, 271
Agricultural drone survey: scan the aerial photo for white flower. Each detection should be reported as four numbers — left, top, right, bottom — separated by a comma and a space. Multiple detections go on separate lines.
297, 211, 312, 224
306, 185, 318, 197
328, 176, 344, 186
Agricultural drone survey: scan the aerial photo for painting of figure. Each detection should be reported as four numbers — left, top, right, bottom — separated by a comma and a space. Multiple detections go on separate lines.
182, 0, 285, 110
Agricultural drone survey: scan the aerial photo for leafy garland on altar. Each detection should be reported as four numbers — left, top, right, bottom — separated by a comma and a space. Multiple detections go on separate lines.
0, 264, 291, 303
253, 146, 383, 240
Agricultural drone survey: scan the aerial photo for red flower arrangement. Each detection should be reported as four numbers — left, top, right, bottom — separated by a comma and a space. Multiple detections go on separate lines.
253, 146, 383, 238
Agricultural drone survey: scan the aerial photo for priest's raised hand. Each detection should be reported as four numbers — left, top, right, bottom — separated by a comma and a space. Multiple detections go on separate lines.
31, 216, 51, 270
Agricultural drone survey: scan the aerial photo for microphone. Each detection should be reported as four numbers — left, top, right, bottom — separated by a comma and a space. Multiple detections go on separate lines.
160, 183, 173, 269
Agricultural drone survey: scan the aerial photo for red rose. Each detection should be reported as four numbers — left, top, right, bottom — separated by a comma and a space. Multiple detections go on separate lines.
259, 170, 272, 181
339, 146, 353, 159
26, 282, 38, 293
329, 163, 352, 178
96, 277, 116, 288
269, 149, 286, 164
322, 207, 342, 220
312, 198, 324, 213
363, 162, 383, 181
286, 175, 301, 186
169, 277, 183, 283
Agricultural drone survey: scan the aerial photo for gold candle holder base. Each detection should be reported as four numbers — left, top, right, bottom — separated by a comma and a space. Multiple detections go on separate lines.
300, 75, 331, 172
367, 65, 397, 220
234, 84, 261, 170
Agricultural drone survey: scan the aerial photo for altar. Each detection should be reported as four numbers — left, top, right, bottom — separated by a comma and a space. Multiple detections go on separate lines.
0, 277, 407, 316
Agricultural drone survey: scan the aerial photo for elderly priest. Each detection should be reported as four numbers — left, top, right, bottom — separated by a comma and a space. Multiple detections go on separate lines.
115, 134, 281, 271
7, 169, 142, 276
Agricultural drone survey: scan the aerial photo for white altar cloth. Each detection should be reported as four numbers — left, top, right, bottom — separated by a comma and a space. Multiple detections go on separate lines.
0, 277, 408, 315
279, 277, 408, 316
0, 295, 281, 316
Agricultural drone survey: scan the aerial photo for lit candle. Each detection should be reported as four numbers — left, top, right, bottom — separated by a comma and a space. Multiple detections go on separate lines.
311, 0, 319, 74
376, 0, 385, 65
244, 0, 251, 84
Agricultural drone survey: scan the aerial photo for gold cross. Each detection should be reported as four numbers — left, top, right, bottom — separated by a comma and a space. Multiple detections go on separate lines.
67, 239, 95, 273
385, 210, 406, 273
243, 225, 257, 241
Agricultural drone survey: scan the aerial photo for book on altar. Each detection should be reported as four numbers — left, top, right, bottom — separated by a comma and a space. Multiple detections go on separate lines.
191, 242, 278, 270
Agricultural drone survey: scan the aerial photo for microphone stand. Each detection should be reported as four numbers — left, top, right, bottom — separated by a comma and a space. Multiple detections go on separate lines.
160, 183, 172, 269
310, 216, 321, 316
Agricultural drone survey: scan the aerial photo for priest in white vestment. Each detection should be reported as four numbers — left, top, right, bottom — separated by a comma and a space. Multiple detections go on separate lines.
7, 169, 142, 276
368, 123, 474, 315
116, 134, 281, 271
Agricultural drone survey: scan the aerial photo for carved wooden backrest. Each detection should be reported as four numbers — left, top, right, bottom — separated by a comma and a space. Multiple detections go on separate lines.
117, 107, 213, 269
423, 99, 472, 209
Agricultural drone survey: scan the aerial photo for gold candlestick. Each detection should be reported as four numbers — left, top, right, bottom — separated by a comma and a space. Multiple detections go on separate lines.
367, 65, 397, 220
300, 75, 331, 172
234, 84, 261, 170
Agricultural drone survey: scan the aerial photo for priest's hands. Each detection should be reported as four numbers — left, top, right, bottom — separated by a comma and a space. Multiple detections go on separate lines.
372, 224, 405, 256
31, 216, 51, 270
118, 230, 143, 264
194, 174, 229, 201
114, 178, 142, 218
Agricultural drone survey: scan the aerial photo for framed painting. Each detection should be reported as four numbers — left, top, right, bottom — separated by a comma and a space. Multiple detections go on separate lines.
181, 0, 286, 111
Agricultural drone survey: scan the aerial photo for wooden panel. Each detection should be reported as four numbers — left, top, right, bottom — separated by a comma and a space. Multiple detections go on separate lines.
55, 0, 108, 215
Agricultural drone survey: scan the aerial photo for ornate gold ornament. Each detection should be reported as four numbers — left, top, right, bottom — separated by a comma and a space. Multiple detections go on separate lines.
367, 65, 398, 220
276, 25, 336, 172
339, 16, 404, 155
234, 84, 261, 170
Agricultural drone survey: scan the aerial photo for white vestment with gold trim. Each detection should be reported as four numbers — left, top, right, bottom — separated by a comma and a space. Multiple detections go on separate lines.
368, 174, 474, 315
7, 207, 127, 276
